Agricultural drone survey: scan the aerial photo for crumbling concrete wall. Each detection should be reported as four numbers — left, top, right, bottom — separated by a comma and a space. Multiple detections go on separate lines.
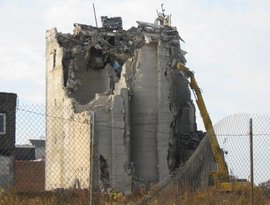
46, 30, 91, 190
45, 19, 206, 194
45, 102, 91, 190
90, 90, 131, 193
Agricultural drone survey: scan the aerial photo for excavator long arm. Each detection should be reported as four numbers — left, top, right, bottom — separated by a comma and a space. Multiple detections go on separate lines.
175, 63, 252, 191
175, 63, 228, 175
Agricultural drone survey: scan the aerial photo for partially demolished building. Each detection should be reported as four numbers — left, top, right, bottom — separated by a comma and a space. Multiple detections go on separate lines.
45, 15, 205, 194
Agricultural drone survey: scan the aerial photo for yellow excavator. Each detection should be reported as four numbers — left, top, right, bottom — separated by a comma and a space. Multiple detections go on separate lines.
175, 63, 251, 192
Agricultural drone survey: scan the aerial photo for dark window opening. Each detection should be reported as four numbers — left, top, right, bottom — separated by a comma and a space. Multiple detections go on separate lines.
108, 36, 115, 46
90, 46, 103, 56
53, 49, 56, 68
87, 46, 104, 69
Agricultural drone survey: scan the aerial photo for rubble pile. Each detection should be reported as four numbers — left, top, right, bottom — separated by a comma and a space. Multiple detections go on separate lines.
54, 20, 189, 97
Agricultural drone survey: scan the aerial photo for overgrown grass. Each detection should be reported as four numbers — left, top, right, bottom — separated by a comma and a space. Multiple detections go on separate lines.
0, 189, 89, 205
0, 186, 269, 205
142, 186, 270, 205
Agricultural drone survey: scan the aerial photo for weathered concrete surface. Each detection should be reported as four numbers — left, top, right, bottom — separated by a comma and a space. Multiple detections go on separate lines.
45, 98, 91, 190
131, 42, 159, 182
156, 40, 175, 181
111, 89, 131, 193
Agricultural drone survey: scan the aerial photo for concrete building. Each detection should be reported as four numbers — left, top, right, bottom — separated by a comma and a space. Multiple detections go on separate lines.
45, 16, 205, 194
0, 92, 17, 189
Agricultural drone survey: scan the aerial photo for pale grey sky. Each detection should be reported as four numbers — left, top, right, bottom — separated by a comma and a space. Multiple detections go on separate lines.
0, 0, 270, 125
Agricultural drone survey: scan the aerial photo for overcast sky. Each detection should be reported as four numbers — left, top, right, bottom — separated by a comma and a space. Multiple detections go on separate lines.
1, 0, 270, 125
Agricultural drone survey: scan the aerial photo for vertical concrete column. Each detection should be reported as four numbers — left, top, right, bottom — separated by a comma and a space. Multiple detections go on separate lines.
156, 43, 172, 180
111, 89, 131, 194
62, 104, 91, 188
90, 112, 99, 191
94, 107, 112, 188
131, 43, 158, 182
45, 29, 66, 190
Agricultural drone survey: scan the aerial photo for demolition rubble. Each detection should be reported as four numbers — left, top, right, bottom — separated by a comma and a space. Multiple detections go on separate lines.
45, 15, 205, 194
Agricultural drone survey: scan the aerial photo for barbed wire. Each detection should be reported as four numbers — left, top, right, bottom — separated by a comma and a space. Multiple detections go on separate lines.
16, 107, 90, 125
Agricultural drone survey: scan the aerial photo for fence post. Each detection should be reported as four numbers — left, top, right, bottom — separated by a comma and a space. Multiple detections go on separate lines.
89, 112, 95, 205
249, 118, 254, 205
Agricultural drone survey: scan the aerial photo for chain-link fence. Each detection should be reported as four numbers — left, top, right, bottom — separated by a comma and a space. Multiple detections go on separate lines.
205, 113, 269, 205
0, 103, 91, 204
137, 113, 270, 205
215, 113, 270, 195
0, 101, 269, 204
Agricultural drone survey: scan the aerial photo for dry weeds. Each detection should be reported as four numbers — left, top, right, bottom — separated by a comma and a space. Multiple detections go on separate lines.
0, 185, 269, 205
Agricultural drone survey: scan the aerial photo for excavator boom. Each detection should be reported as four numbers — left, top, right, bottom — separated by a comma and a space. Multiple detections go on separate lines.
175, 63, 228, 175
175, 63, 250, 191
